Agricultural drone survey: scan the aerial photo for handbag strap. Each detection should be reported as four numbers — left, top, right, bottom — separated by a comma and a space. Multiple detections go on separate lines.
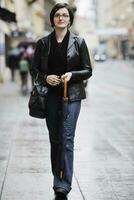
34, 73, 39, 86
63, 78, 68, 100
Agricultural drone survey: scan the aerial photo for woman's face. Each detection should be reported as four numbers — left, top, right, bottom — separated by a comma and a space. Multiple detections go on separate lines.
53, 8, 70, 29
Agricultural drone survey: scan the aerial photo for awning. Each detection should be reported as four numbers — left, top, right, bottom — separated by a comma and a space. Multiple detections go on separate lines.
0, 7, 16, 23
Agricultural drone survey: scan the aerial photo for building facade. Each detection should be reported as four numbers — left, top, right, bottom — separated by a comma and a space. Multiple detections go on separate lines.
0, 0, 77, 81
0, 0, 46, 81
96, 0, 134, 58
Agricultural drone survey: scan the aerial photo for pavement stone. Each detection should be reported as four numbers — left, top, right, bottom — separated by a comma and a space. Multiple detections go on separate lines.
0, 60, 134, 200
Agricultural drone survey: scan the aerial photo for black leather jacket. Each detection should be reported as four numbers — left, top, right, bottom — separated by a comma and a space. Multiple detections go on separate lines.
30, 32, 92, 101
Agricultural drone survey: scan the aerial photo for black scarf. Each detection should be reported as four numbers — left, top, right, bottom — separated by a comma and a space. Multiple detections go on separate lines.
48, 30, 69, 76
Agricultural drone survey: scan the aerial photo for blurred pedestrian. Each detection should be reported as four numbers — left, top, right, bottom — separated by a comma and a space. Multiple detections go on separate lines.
26, 45, 34, 86
7, 47, 20, 82
19, 54, 29, 95
30, 3, 92, 200
26, 45, 34, 63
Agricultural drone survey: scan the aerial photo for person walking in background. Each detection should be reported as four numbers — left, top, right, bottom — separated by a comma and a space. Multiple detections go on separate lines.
26, 45, 34, 86
7, 47, 20, 82
19, 54, 29, 95
30, 3, 92, 200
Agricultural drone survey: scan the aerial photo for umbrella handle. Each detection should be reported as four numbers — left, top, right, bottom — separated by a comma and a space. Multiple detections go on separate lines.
60, 171, 63, 179
64, 78, 68, 99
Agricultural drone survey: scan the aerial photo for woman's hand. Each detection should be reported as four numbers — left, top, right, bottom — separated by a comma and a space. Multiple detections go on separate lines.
61, 72, 72, 82
46, 75, 61, 86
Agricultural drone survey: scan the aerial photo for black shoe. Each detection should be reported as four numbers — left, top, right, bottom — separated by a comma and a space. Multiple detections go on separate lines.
54, 196, 68, 200
55, 188, 68, 199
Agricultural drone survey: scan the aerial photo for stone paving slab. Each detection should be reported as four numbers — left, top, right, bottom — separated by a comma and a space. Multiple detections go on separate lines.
73, 60, 134, 200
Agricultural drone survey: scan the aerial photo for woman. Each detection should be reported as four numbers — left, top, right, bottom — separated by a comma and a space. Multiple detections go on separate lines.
30, 3, 92, 200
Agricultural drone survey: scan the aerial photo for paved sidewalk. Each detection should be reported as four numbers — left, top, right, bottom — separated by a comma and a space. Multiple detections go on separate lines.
0, 60, 134, 200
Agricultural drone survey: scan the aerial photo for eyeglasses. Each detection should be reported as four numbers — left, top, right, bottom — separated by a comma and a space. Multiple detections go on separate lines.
54, 13, 69, 19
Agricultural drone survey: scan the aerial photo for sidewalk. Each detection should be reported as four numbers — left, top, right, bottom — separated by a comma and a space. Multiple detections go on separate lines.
0, 60, 134, 200
0, 74, 85, 199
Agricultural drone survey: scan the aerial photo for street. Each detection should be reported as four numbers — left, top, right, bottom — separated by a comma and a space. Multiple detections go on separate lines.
0, 59, 134, 200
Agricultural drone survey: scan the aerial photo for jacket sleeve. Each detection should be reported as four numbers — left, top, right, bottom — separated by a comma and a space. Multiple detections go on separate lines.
71, 38, 92, 82
30, 39, 47, 83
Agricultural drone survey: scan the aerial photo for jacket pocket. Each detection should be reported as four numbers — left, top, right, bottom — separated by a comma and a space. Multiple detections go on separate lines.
68, 82, 86, 102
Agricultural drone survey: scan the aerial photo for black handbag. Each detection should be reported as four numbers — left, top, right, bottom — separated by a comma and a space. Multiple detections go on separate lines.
28, 77, 48, 119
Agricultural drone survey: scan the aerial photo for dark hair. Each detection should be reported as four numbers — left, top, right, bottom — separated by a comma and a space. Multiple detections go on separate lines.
50, 3, 74, 27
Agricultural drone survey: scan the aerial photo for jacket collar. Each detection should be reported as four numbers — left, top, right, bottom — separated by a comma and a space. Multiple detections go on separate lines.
67, 32, 77, 52
43, 31, 77, 54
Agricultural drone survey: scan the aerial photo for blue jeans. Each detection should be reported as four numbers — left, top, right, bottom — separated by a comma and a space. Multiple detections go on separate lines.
46, 94, 81, 193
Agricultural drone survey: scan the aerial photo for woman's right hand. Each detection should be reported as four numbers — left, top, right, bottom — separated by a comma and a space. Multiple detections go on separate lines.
46, 75, 61, 86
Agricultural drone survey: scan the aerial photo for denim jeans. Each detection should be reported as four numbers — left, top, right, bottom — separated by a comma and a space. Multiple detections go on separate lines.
46, 93, 81, 193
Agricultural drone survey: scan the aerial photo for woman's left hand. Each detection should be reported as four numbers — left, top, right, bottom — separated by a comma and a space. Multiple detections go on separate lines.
61, 72, 72, 82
